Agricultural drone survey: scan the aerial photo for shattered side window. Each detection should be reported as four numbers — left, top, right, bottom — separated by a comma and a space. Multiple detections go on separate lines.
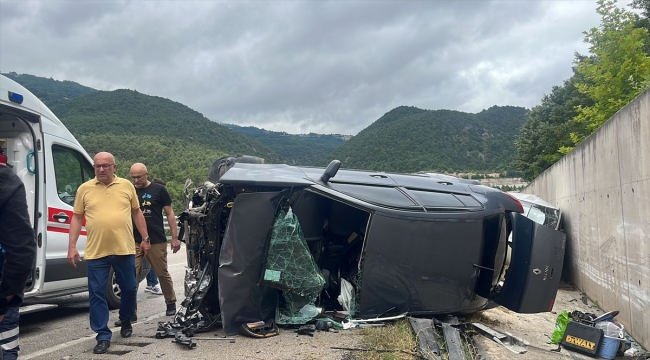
262, 208, 325, 324
541, 206, 560, 229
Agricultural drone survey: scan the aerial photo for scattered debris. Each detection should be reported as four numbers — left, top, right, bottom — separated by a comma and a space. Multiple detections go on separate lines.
189, 337, 235, 341
239, 320, 279, 338
314, 320, 332, 331
407, 317, 441, 360
296, 324, 316, 337
470, 322, 529, 354
330, 346, 419, 356
351, 313, 408, 324
458, 325, 488, 360
171, 333, 196, 349
549, 308, 648, 360
407, 316, 490, 360
442, 323, 467, 360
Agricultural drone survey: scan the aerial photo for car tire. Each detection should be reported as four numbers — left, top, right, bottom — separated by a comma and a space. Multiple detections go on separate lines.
106, 266, 121, 310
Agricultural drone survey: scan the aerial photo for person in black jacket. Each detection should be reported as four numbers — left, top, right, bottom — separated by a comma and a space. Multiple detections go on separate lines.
0, 157, 37, 359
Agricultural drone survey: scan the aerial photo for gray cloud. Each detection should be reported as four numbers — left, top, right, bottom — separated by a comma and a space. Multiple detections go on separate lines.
0, 0, 601, 135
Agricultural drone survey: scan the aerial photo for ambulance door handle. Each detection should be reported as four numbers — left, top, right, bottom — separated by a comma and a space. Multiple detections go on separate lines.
27, 151, 36, 174
53, 214, 70, 222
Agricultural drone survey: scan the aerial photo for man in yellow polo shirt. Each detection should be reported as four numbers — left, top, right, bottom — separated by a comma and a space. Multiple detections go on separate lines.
67, 152, 151, 355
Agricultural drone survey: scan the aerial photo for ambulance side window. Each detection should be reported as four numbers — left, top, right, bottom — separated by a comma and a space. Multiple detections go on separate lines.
52, 145, 94, 206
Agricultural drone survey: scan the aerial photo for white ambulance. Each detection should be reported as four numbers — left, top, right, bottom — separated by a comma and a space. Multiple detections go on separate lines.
0, 74, 123, 312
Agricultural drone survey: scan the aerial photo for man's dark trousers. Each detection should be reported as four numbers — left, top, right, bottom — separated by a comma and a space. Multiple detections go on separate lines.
87, 255, 137, 341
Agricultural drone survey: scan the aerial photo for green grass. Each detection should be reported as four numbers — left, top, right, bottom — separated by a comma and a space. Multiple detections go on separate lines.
353, 319, 419, 360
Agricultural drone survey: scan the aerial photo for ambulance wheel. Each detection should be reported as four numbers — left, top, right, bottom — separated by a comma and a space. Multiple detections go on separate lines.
106, 267, 121, 310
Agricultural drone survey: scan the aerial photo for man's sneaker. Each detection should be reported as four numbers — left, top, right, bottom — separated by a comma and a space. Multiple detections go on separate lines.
149, 284, 163, 295
144, 285, 153, 293
166, 303, 176, 316
114, 315, 137, 326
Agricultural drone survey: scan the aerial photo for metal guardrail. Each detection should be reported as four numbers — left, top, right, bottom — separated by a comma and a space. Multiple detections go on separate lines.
163, 216, 179, 232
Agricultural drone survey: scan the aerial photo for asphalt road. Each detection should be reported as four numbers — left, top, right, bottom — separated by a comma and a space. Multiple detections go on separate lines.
19, 246, 188, 359
18, 245, 361, 360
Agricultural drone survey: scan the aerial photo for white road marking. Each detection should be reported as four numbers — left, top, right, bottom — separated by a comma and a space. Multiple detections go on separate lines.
22, 312, 167, 359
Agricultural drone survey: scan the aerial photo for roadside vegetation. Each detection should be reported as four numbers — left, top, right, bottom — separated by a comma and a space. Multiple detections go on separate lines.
353, 319, 418, 360
515, 0, 650, 181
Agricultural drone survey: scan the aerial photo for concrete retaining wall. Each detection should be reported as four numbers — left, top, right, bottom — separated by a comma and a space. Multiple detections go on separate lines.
523, 88, 650, 349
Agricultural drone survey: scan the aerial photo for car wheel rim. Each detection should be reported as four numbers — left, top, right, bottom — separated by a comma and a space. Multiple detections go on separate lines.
112, 272, 121, 299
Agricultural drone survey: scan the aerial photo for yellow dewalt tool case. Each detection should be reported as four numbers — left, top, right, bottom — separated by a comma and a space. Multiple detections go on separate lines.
561, 321, 604, 356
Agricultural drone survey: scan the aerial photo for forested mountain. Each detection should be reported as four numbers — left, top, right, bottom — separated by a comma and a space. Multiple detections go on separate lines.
226, 124, 348, 165
45, 90, 281, 211
49, 89, 278, 160
2, 72, 97, 107
327, 105, 527, 173
5, 73, 286, 211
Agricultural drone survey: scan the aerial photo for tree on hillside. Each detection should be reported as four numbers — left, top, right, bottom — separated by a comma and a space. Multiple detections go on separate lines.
631, 0, 650, 53
515, 72, 593, 180
567, 0, 650, 151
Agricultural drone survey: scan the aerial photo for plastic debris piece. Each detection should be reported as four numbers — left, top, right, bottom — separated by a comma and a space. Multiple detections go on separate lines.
239, 320, 280, 338
316, 317, 344, 330
172, 333, 196, 349
296, 324, 316, 336
471, 322, 529, 354
623, 348, 639, 356
551, 310, 570, 344
337, 278, 354, 312
341, 319, 357, 330
351, 312, 408, 324
408, 317, 441, 360
315, 320, 332, 331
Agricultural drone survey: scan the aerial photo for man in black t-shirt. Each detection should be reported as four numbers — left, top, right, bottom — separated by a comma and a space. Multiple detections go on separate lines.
128, 163, 181, 317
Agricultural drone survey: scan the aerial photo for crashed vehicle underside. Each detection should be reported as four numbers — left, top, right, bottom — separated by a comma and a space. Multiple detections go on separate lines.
163, 160, 566, 338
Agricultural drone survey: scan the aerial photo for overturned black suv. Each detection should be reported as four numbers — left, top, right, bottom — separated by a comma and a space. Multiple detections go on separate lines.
176, 160, 566, 336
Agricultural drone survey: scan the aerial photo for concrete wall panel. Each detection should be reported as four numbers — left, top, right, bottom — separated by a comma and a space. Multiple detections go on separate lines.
621, 180, 650, 347
594, 186, 630, 327
617, 97, 650, 185
578, 191, 600, 298
593, 119, 622, 190
523, 88, 650, 349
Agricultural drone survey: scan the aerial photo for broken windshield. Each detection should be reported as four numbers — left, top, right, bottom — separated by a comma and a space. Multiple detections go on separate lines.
263, 208, 326, 324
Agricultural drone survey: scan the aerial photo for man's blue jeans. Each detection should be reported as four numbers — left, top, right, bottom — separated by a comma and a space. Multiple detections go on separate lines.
86, 255, 137, 342
0, 306, 20, 360
146, 263, 159, 287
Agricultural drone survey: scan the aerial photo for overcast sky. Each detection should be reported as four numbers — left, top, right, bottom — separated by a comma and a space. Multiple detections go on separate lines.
0, 0, 603, 135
